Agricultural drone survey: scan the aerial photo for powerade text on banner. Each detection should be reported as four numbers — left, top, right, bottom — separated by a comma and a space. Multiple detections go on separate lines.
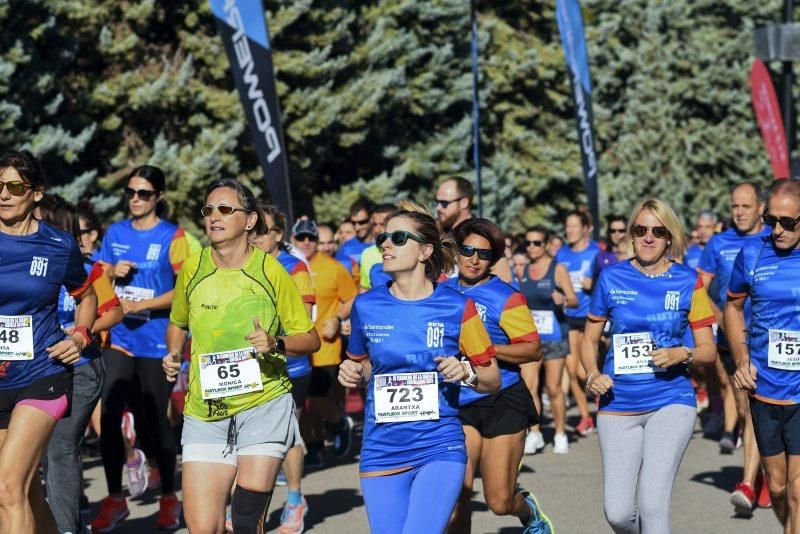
210, 0, 294, 221
556, 0, 599, 233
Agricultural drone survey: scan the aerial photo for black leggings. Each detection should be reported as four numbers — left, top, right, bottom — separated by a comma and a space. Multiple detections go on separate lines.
100, 348, 176, 495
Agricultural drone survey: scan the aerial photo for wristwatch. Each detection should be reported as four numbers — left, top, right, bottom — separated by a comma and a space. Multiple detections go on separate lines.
275, 337, 286, 355
684, 347, 693, 366
461, 360, 478, 388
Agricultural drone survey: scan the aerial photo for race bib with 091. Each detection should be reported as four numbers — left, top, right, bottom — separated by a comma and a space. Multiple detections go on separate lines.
199, 347, 263, 400
373, 372, 439, 423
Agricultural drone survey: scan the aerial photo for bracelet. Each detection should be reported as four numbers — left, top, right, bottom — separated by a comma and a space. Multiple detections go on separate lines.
72, 326, 93, 349
585, 371, 597, 391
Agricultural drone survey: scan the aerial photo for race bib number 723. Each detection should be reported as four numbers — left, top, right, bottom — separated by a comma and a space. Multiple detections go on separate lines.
373, 372, 439, 423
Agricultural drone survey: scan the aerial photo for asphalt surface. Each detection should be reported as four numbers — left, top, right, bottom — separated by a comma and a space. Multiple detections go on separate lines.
78, 407, 784, 533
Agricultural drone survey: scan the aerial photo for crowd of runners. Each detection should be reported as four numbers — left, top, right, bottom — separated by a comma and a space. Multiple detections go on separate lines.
2, 148, 800, 533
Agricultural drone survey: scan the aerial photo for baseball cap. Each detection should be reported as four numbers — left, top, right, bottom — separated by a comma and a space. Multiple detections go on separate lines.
292, 218, 318, 238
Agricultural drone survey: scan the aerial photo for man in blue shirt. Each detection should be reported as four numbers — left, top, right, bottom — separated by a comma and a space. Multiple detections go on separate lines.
335, 197, 376, 281
684, 210, 717, 270
698, 182, 771, 516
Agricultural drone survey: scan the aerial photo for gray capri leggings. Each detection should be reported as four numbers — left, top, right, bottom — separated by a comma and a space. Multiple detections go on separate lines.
597, 404, 696, 534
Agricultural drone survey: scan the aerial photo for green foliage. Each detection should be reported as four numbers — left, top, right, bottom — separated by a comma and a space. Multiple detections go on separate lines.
0, 0, 786, 238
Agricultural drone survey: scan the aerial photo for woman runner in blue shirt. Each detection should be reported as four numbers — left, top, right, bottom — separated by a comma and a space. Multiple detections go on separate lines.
0, 150, 97, 533
339, 209, 501, 534
581, 198, 716, 534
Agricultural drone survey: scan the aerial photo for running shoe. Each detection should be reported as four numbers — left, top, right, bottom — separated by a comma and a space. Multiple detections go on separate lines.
719, 432, 736, 455
278, 496, 309, 534
576, 416, 595, 436
522, 491, 554, 534
275, 470, 288, 487
148, 465, 161, 491
304, 448, 324, 470
156, 494, 182, 531
695, 388, 709, 413
333, 416, 354, 457
126, 448, 148, 498
730, 482, 755, 517
121, 410, 136, 444
756, 469, 772, 509
553, 432, 569, 455
90, 496, 130, 533
524, 431, 545, 455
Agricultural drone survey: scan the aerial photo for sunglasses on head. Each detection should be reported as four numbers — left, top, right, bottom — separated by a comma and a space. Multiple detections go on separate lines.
376, 230, 425, 247
350, 216, 370, 226
524, 239, 544, 247
0, 181, 31, 196
631, 225, 669, 239
125, 187, 158, 201
763, 213, 800, 231
200, 204, 251, 217
435, 197, 465, 209
459, 244, 494, 261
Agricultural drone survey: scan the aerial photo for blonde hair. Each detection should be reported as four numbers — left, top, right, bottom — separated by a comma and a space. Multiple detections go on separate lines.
624, 198, 687, 260
397, 199, 432, 216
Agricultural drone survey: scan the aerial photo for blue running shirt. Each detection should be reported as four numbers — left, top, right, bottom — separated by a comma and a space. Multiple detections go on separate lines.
555, 241, 600, 318
99, 219, 190, 358
684, 244, 703, 270
728, 238, 800, 404
335, 237, 370, 277
589, 261, 715, 413
277, 250, 314, 378
0, 222, 90, 389
347, 283, 495, 475
443, 277, 538, 405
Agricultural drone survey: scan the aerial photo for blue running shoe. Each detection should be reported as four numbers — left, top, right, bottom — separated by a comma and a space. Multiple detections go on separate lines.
522, 491, 554, 534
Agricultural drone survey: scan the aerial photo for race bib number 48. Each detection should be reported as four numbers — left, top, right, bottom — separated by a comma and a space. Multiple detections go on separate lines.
768, 330, 800, 371
0, 315, 34, 361
373, 372, 439, 423
199, 348, 263, 400
613, 332, 664, 375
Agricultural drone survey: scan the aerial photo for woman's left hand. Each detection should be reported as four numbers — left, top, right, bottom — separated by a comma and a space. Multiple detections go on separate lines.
434, 356, 467, 383
120, 299, 143, 316
650, 347, 687, 368
245, 316, 276, 354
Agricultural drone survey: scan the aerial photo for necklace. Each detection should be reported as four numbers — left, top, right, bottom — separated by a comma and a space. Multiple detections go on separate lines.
632, 259, 671, 278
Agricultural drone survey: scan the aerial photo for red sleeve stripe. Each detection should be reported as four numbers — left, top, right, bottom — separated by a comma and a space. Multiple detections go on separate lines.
87, 263, 104, 285
291, 262, 307, 275
346, 352, 369, 362
510, 332, 540, 344
97, 297, 121, 317
68, 276, 93, 298
302, 295, 317, 304
696, 268, 715, 279
469, 345, 496, 366
587, 313, 607, 322
727, 290, 747, 300
689, 316, 715, 330
503, 292, 528, 311
693, 276, 705, 290
461, 301, 479, 322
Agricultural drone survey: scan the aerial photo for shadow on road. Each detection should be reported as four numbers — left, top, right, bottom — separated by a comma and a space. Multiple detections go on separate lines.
265, 488, 364, 531
690, 465, 742, 493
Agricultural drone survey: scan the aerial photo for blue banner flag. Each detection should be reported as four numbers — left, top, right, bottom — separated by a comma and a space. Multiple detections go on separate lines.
556, 0, 599, 234
210, 0, 293, 222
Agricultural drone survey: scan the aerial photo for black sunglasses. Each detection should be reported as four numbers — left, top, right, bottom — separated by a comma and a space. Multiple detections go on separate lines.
295, 233, 318, 242
435, 197, 465, 209
350, 216, 371, 226
459, 245, 494, 261
0, 181, 31, 196
609, 228, 627, 234
524, 239, 544, 247
376, 230, 425, 247
125, 187, 157, 201
763, 213, 800, 232
200, 204, 251, 217
631, 225, 669, 239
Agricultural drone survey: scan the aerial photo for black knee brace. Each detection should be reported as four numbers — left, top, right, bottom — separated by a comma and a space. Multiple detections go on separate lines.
231, 485, 273, 534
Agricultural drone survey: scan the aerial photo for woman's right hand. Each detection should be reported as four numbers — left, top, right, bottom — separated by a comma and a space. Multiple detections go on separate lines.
587, 373, 614, 395
339, 359, 364, 388
113, 260, 137, 279
551, 290, 565, 306
162, 350, 181, 382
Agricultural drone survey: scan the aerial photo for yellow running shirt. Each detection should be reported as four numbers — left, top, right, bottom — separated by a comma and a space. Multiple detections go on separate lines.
170, 246, 313, 421
309, 252, 358, 367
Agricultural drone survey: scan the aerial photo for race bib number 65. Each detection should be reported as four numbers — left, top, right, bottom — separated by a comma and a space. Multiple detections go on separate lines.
199, 348, 263, 400
613, 332, 664, 375
0, 315, 34, 361
373, 372, 439, 423
768, 330, 800, 371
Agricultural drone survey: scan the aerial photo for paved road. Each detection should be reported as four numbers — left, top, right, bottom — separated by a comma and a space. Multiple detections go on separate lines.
79, 408, 783, 533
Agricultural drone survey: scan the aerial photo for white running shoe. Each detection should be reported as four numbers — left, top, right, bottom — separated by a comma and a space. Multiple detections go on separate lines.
553, 432, 569, 454
125, 448, 147, 498
524, 431, 545, 455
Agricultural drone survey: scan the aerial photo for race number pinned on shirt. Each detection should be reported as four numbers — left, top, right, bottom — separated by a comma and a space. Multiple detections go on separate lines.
116, 285, 155, 321
613, 332, 664, 375
569, 271, 584, 293
0, 315, 34, 361
199, 348, 263, 400
373, 372, 439, 423
531, 310, 555, 336
768, 330, 800, 371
